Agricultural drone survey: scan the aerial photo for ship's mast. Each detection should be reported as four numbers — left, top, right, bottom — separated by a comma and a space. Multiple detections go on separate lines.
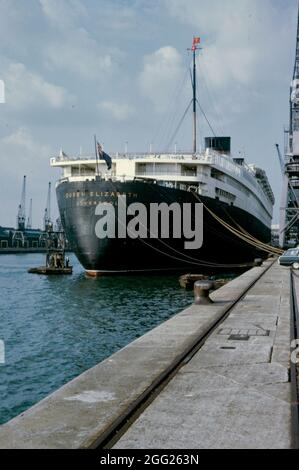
192, 47, 197, 154
190, 37, 201, 154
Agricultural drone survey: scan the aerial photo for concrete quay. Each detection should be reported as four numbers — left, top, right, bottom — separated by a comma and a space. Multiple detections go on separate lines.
0, 259, 295, 449
116, 261, 292, 449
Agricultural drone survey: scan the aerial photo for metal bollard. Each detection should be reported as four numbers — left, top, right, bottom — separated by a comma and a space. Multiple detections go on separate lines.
254, 258, 263, 267
194, 280, 214, 305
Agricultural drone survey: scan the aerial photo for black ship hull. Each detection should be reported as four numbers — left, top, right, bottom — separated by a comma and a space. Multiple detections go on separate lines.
56, 180, 271, 275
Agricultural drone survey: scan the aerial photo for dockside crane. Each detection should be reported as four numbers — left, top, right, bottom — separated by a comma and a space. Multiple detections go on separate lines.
43, 182, 53, 232
27, 198, 32, 230
16, 175, 26, 231
279, 3, 299, 248
276, 144, 286, 174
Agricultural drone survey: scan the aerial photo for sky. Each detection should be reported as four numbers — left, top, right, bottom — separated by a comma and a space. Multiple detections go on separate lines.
0, 0, 298, 227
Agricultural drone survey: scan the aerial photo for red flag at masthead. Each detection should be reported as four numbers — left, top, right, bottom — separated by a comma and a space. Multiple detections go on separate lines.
192, 37, 201, 51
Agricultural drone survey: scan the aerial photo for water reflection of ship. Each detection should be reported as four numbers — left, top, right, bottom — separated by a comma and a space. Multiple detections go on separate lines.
0, 176, 70, 253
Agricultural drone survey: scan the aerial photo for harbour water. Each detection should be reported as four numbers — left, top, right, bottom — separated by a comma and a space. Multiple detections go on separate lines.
0, 254, 194, 425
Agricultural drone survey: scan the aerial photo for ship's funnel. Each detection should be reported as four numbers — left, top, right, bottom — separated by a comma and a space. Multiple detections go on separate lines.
205, 137, 231, 155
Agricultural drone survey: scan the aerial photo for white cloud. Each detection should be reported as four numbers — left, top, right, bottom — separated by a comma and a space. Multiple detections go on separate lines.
159, 0, 296, 147
2, 127, 48, 153
41, 0, 147, 36
39, 0, 87, 29
3, 62, 73, 109
139, 46, 185, 112
40, 1, 124, 81
1, 128, 50, 180
0, 79, 5, 103
94, 2, 137, 32
0, 127, 56, 227
166, 0, 294, 91
0, 127, 50, 191
98, 100, 135, 121
45, 28, 116, 80
199, 45, 258, 90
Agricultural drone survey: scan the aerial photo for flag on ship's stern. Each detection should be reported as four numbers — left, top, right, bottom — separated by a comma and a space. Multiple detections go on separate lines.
97, 142, 112, 170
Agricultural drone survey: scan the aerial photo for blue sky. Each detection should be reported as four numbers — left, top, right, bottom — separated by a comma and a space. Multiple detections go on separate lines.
0, 0, 298, 227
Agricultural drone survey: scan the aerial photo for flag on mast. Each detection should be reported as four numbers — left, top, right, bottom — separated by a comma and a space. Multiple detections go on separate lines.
192, 37, 201, 51
97, 142, 103, 157
97, 142, 112, 170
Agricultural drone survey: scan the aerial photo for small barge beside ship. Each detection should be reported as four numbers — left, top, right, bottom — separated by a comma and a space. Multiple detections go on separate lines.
51, 38, 275, 276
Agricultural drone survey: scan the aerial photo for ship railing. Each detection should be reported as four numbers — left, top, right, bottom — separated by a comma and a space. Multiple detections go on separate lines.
51, 153, 215, 164
289, 178, 299, 187
71, 171, 96, 177
206, 152, 269, 206
208, 150, 273, 214
136, 171, 198, 177
286, 164, 299, 173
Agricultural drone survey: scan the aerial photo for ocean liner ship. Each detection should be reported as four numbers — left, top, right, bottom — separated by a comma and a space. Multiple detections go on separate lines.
51, 39, 275, 276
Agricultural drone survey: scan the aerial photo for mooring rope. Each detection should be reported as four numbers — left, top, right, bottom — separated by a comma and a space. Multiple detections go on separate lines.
108, 181, 271, 268
191, 192, 283, 256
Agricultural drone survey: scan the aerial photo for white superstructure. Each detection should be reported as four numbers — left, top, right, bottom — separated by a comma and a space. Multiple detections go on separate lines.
51, 148, 274, 229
